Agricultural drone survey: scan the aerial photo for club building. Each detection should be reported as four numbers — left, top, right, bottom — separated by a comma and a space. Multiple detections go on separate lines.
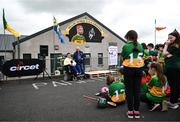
1, 12, 126, 79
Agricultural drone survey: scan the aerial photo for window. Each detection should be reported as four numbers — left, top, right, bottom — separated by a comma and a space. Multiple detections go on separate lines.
23, 53, 31, 59
40, 45, 48, 56
98, 53, 103, 65
84, 53, 91, 65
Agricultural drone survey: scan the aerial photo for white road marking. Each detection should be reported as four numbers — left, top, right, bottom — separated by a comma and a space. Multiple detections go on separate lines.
52, 81, 68, 87
60, 80, 72, 85
32, 78, 99, 90
32, 82, 48, 90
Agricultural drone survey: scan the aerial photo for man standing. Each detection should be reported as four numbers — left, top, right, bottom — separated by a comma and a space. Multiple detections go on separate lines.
73, 47, 85, 75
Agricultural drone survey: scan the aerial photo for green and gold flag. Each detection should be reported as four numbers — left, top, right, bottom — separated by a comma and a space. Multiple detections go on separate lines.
3, 9, 20, 38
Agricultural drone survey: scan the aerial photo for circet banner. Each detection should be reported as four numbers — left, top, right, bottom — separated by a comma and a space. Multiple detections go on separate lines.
1, 59, 45, 77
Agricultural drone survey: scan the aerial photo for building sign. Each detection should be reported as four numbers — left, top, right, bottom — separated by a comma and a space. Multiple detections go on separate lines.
66, 19, 104, 45
2, 59, 45, 77
108, 46, 118, 65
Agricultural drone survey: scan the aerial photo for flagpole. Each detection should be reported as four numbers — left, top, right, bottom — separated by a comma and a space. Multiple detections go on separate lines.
154, 19, 157, 46
17, 37, 20, 59
2, 28, 7, 81
3, 27, 7, 61
53, 24, 56, 75
53, 16, 56, 75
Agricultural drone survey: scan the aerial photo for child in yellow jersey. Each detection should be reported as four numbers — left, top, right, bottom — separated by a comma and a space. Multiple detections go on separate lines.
140, 62, 168, 111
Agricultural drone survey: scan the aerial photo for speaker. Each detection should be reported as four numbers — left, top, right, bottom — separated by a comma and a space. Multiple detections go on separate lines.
40, 45, 48, 56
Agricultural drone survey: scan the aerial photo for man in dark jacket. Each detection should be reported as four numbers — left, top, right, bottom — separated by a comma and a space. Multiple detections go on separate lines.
73, 47, 85, 75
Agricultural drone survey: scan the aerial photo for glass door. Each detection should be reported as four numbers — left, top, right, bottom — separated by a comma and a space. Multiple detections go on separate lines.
50, 53, 63, 75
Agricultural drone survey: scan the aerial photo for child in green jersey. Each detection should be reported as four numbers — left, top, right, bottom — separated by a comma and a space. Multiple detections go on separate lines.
140, 62, 167, 111
121, 30, 144, 119
96, 73, 126, 104
106, 74, 126, 104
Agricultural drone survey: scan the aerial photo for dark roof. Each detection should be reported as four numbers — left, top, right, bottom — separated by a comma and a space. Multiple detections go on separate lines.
0, 34, 26, 52
13, 12, 126, 46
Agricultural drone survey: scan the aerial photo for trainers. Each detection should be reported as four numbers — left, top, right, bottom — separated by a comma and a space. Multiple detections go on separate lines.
150, 103, 160, 111
127, 111, 134, 119
168, 102, 179, 109
162, 100, 168, 111
134, 111, 140, 119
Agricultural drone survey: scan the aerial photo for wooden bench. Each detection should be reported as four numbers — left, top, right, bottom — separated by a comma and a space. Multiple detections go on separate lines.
85, 70, 118, 79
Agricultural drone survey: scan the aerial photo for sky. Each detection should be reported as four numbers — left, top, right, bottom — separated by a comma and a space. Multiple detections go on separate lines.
0, 0, 180, 45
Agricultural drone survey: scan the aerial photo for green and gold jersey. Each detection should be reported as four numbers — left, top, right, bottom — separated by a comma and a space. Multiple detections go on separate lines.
108, 81, 125, 103
146, 75, 167, 103
71, 34, 86, 45
121, 41, 144, 68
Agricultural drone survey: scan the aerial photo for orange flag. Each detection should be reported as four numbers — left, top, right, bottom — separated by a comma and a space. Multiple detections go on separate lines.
156, 27, 166, 31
